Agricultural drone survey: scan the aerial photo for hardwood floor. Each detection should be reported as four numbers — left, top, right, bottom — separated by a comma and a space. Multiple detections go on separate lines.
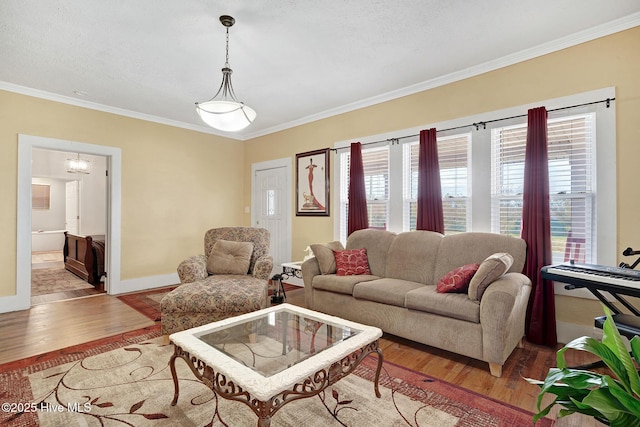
0, 285, 599, 426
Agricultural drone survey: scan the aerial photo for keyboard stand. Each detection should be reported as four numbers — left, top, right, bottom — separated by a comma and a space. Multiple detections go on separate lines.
594, 313, 640, 341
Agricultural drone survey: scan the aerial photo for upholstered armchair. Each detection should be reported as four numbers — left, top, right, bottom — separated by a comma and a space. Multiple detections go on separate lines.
161, 227, 273, 337
177, 227, 273, 284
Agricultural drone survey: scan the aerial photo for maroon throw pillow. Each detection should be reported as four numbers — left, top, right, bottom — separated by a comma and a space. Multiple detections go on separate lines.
437, 263, 481, 293
333, 248, 371, 276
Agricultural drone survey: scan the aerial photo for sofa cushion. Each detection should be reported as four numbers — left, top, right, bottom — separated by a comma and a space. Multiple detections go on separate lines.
405, 286, 481, 323
334, 248, 372, 276
468, 253, 514, 301
353, 278, 424, 307
346, 229, 396, 277
432, 232, 526, 284
310, 241, 344, 274
385, 231, 443, 285
207, 240, 253, 275
312, 274, 378, 295
437, 263, 480, 293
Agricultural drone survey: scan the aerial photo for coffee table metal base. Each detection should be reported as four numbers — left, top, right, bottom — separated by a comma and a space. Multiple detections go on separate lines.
170, 340, 383, 427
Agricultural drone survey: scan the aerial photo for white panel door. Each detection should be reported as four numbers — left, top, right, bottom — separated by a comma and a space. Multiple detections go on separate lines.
254, 165, 290, 276
65, 180, 79, 234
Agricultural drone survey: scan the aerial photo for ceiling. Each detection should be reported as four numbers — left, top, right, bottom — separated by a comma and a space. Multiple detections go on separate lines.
2, 1, 639, 141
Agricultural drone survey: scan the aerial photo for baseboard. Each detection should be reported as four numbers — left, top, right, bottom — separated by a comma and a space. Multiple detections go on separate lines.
0, 293, 30, 314
112, 272, 179, 295
556, 320, 602, 345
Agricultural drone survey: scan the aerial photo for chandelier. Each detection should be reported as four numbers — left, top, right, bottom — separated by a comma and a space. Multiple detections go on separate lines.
196, 15, 256, 132
66, 153, 91, 174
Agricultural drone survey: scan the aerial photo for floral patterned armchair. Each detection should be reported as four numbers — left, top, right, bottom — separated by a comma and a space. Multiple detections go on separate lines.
161, 227, 273, 337
177, 227, 273, 284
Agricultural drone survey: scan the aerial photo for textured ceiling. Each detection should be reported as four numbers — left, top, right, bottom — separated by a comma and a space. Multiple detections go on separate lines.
1, 1, 639, 140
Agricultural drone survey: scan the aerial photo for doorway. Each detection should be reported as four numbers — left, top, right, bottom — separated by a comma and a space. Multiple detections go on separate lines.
252, 158, 292, 276
7, 134, 122, 314
30, 149, 108, 304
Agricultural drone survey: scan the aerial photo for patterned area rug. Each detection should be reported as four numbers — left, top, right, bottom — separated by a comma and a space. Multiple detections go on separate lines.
0, 325, 552, 427
31, 267, 94, 296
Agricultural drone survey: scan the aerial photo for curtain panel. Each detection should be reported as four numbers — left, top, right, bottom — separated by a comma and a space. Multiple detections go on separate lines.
521, 107, 557, 346
416, 128, 444, 233
347, 142, 369, 236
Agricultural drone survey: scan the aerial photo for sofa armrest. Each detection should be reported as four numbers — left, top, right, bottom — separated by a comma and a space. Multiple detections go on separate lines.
479, 272, 532, 365
177, 255, 208, 284
302, 257, 321, 309
252, 255, 274, 280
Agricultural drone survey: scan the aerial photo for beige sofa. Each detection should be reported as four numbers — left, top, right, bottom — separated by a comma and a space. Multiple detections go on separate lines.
301, 229, 532, 377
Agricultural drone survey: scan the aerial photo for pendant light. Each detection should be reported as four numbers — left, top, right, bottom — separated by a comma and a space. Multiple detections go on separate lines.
195, 15, 256, 132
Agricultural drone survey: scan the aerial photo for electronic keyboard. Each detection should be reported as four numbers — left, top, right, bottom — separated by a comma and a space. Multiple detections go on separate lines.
542, 263, 640, 290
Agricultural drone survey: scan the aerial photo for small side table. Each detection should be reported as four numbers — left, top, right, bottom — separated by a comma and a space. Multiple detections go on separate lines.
270, 261, 303, 305
281, 261, 303, 280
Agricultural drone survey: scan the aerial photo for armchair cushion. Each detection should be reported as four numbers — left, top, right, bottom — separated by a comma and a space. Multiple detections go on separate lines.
207, 240, 254, 275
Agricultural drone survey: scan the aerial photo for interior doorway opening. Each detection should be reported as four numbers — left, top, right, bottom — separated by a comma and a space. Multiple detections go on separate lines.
7, 134, 122, 314
30, 149, 108, 305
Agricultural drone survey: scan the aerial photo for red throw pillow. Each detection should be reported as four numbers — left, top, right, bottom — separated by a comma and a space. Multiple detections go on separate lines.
437, 263, 481, 293
333, 248, 371, 276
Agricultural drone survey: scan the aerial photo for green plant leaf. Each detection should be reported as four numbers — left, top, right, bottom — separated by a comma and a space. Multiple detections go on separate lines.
631, 336, 640, 374
524, 305, 640, 425
560, 336, 631, 391
606, 376, 640, 418
582, 387, 628, 420
601, 306, 640, 396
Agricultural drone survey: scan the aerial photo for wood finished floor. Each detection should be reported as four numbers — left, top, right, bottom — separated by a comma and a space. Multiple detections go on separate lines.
0, 286, 599, 426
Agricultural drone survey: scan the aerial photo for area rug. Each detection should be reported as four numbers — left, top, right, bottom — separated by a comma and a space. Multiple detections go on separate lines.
117, 283, 302, 322
31, 267, 94, 296
0, 325, 552, 426
117, 287, 177, 321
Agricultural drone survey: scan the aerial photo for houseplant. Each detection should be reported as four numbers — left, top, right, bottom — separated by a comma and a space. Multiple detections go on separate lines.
526, 307, 640, 426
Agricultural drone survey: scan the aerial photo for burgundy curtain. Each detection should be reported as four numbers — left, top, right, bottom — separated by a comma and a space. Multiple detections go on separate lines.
348, 142, 369, 236
416, 128, 444, 233
521, 107, 557, 346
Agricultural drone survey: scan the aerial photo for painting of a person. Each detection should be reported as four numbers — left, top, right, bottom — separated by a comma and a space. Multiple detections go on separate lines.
302, 157, 325, 211
305, 158, 317, 196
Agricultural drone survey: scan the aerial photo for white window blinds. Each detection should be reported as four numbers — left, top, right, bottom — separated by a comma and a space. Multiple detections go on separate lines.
491, 113, 595, 263
339, 145, 390, 241
405, 133, 470, 234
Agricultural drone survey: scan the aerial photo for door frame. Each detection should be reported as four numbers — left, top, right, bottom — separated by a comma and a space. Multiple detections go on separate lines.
6, 134, 122, 313
251, 157, 292, 268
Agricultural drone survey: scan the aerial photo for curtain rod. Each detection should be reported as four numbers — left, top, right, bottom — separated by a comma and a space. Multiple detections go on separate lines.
331, 97, 615, 152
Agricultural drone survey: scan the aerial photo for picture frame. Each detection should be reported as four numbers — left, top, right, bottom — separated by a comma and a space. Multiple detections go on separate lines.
296, 148, 330, 216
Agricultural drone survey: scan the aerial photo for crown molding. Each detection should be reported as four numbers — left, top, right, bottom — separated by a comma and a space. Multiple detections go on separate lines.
0, 81, 246, 141
2, 13, 639, 142
243, 13, 640, 140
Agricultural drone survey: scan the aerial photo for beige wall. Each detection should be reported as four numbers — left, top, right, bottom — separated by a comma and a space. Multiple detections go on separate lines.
244, 27, 640, 328
1, 91, 244, 296
2, 27, 638, 329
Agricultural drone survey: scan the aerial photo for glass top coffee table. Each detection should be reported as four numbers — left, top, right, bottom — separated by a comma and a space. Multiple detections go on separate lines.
169, 303, 383, 427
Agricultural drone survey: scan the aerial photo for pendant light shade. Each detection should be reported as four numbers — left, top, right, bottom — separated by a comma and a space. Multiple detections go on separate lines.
196, 15, 256, 132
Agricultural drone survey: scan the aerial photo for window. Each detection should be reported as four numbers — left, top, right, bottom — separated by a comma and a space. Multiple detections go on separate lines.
491, 114, 595, 263
338, 145, 389, 240
334, 88, 615, 266
32, 184, 50, 210
405, 133, 471, 233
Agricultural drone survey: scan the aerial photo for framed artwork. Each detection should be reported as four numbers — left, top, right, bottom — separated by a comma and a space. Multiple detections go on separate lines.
296, 148, 330, 216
